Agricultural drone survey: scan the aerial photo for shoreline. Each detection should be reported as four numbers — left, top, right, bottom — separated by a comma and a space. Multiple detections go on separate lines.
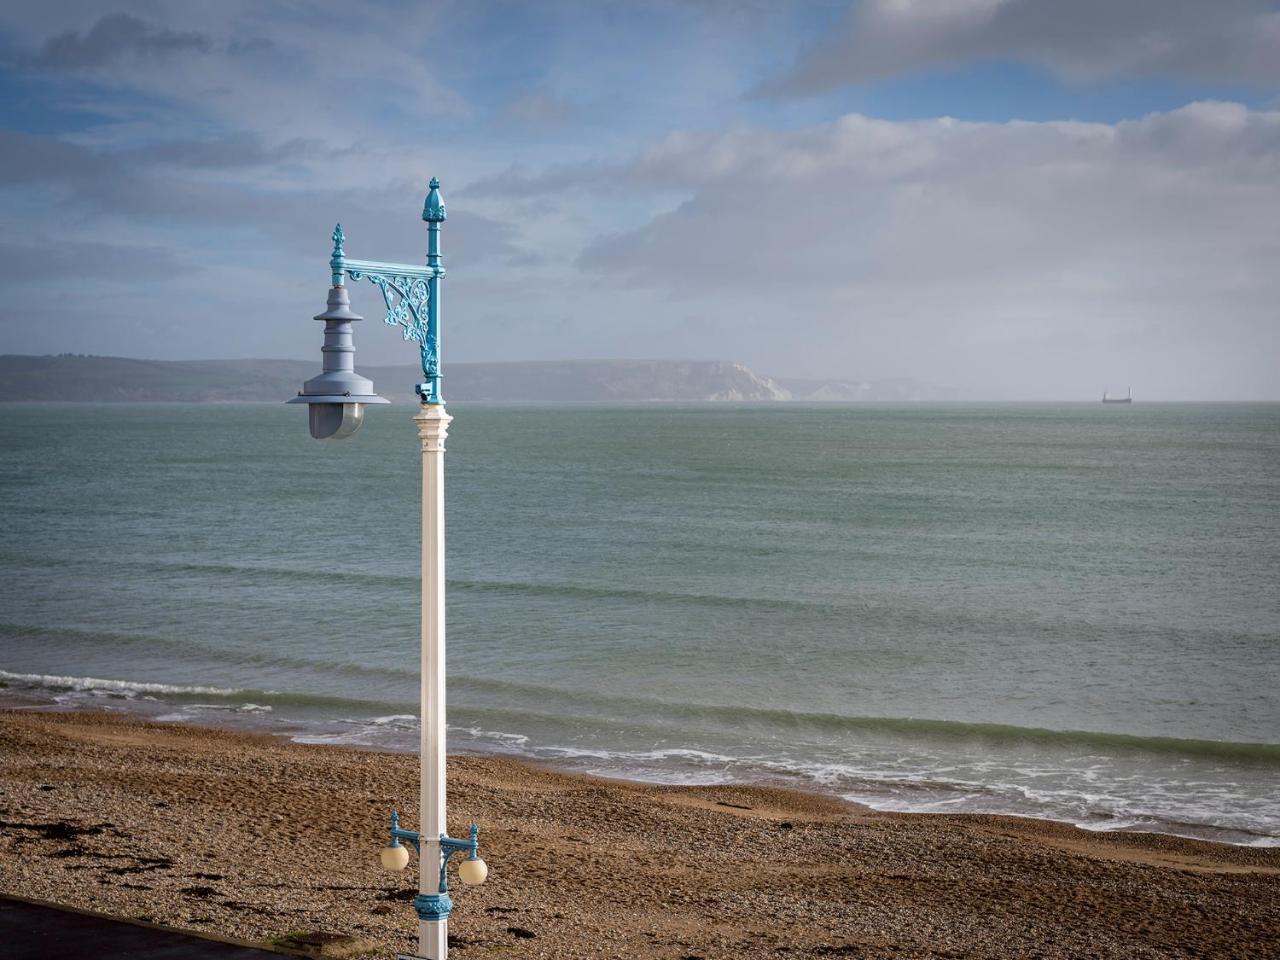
2, 708, 1277, 959
3, 685, 1275, 851
4, 686, 1277, 851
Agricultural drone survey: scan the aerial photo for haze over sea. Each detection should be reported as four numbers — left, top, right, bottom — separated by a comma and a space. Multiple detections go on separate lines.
1, 402, 1277, 846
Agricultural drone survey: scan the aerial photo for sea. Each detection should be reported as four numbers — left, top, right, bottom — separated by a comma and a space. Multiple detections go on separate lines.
1, 402, 1277, 846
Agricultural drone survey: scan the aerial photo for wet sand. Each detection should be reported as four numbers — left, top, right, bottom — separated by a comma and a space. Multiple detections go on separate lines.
1, 709, 1277, 959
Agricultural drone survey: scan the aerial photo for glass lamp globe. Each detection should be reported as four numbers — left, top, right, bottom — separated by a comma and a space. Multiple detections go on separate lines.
458, 856, 488, 886
380, 844, 410, 871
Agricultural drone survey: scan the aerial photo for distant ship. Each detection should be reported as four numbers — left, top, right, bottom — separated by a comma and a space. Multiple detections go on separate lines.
1102, 387, 1132, 404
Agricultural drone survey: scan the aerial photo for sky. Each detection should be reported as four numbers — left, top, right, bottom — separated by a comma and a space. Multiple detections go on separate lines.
1, 0, 1278, 400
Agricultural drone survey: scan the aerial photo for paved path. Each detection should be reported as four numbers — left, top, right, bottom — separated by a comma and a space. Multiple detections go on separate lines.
0, 895, 284, 959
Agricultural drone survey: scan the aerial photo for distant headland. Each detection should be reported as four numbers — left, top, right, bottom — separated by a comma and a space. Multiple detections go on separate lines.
0, 355, 960, 403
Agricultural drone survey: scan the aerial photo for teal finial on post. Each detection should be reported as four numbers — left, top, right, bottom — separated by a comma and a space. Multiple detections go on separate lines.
423, 178, 446, 223
330, 223, 346, 287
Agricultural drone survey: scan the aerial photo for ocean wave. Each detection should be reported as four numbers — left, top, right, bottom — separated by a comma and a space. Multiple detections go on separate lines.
0, 669, 412, 714
15, 558, 417, 590
0, 622, 422, 684
448, 576, 826, 612
0, 669, 246, 698
5, 667, 1275, 846
6, 665, 1274, 767
450, 679, 1280, 765
525, 746, 1280, 846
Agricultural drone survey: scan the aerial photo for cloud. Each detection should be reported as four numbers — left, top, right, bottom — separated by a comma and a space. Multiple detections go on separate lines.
0, 239, 192, 279
2, 6, 465, 157
562, 101, 1280, 397
466, 161, 611, 197
135, 136, 324, 169
31, 13, 213, 69
0, 128, 322, 187
0, 129, 100, 183
578, 101, 1280, 285
0, 127, 531, 277
503, 90, 578, 129
763, 0, 1280, 95
1, 3, 1276, 396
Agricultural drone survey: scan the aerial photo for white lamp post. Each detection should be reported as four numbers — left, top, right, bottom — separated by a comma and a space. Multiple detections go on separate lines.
288, 178, 486, 960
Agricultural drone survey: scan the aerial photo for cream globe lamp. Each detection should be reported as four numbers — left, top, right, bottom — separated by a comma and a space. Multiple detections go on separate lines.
458, 854, 487, 886
381, 841, 410, 871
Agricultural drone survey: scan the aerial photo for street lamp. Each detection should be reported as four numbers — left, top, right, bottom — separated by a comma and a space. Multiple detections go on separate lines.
287, 177, 486, 960
382, 811, 488, 887
287, 282, 389, 438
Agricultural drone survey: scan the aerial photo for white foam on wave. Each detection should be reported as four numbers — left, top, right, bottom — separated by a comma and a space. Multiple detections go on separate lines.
151, 702, 274, 724
0, 669, 245, 698
457, 725, 529, 746
291, 729, 378, 746
481, 742, 1280, 847
291, 714, 417, 747
290, 717, 540, 750
1240, 836, 1280, 848
529, 744, 753, 787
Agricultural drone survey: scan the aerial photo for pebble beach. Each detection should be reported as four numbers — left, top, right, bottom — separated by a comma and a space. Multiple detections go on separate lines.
1, 709, 1277, 959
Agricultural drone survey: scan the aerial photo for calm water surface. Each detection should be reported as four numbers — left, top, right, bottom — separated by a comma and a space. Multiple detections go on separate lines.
1, 402, 1277, 845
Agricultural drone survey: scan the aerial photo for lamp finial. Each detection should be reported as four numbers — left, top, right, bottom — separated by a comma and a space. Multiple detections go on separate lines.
330, 224, 346, 287
423, 178, 446, 222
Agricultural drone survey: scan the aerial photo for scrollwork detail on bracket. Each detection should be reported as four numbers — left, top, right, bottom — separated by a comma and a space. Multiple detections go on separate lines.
346, 269, 431, 343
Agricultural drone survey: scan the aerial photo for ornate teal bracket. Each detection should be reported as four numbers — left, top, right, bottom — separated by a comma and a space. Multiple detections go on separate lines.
327, 178, 448, 405
387, 810, 482, 922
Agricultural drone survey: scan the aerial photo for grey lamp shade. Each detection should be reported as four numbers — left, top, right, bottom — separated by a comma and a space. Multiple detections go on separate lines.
287, 285, 389, 439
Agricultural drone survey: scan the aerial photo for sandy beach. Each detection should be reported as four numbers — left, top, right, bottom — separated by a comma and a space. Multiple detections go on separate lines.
1, 709, 1277, 959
